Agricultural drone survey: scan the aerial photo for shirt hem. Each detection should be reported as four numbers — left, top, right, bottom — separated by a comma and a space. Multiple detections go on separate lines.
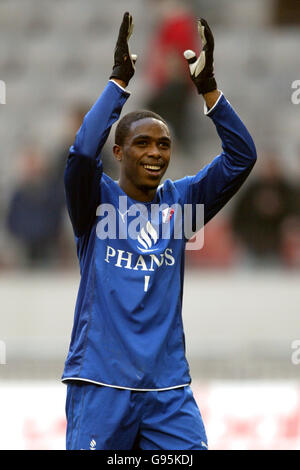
61, 376, 191, 392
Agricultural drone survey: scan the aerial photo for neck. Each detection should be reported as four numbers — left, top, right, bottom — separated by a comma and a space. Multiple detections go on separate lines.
118, 178, 157, 202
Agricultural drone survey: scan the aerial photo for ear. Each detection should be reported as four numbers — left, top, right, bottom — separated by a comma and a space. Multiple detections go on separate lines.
113, 144, 123, 162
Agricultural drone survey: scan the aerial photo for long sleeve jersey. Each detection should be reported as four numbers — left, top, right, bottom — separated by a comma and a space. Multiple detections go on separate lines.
62, 80, 256, 390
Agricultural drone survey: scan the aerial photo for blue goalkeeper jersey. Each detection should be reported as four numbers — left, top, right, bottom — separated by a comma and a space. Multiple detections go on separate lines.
62, 80, 256, 390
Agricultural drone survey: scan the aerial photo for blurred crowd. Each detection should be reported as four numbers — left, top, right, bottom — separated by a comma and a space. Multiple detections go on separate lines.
185, 150, 300, 269
1, 0, 300, 271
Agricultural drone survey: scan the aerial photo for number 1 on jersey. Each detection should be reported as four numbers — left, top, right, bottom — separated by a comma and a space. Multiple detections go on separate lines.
144, 275, 150, 292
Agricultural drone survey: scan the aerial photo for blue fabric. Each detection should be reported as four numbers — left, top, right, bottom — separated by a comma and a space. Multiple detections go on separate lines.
65, 381, 208, 450
62, 81, 256, 391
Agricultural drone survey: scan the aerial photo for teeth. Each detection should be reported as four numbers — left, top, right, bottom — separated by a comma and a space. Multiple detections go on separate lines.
144, 165, 161, 170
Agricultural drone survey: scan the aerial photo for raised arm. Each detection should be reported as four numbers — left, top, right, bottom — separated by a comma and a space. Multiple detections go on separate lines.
188, 94, 256, 225
64, 12, 136, 237
174, 18, 256, 230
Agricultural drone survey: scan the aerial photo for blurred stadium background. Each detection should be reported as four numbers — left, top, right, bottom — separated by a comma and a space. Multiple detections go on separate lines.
1, 0, 300, 450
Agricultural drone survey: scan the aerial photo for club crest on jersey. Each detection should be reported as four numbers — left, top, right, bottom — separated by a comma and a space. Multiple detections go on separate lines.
162, 207, 175, 223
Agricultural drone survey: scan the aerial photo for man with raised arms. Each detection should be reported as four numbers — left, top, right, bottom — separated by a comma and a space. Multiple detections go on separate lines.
62, 12, 256, 450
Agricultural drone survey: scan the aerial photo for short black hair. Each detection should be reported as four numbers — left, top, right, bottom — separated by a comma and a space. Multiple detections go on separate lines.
115, 110, 169, 146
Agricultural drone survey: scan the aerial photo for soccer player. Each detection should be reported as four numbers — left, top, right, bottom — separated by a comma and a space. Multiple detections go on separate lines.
62, 13, 256, 450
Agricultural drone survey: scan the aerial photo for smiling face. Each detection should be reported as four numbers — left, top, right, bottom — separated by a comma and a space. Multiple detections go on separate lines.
113, 117, 171, 202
